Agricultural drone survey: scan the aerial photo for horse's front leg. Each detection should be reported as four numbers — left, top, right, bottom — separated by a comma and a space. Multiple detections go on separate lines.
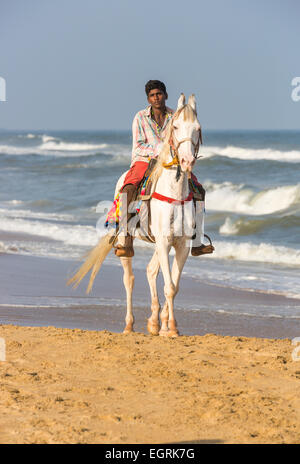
155, 241, 177, 337
160, 240, 190, 336
159, 301, 169, 335
146, 251, 161, 335
120, 257, 135, 333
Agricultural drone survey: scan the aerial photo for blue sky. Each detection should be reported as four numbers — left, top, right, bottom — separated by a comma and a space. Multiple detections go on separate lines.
0, 0, 299, 130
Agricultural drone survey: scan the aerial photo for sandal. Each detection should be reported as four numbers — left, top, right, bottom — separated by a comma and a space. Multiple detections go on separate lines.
191, 234, 215, 256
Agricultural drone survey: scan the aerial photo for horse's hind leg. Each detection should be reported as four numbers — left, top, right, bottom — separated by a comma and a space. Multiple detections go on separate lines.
146, 251, 161, 335
120, 257, 135, 333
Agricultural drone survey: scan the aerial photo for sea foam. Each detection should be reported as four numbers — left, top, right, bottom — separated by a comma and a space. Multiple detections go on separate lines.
210, 240, 300, 266
205, 182, 300, 215
39, 140, 108, 151
201, 145, 300, 162
0, 141, 130, 158
1, 211, 300, 267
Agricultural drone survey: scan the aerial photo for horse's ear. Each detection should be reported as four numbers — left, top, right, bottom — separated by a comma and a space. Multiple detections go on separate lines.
177, 93, 185, 111
188, 94, 197, 113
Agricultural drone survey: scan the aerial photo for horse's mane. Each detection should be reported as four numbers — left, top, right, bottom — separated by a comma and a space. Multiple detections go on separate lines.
151, 104, 197, 186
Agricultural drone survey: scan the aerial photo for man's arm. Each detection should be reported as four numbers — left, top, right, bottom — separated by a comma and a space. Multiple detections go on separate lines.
132, 113, 161, 161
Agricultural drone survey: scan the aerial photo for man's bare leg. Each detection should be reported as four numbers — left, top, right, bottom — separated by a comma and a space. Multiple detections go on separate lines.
115, 184, 136, 258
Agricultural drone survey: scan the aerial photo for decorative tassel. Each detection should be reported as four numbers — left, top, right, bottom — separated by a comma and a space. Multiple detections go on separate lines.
176, 164, 181, 181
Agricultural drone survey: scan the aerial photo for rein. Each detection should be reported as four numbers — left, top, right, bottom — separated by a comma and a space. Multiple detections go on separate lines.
147, 106, 201, 203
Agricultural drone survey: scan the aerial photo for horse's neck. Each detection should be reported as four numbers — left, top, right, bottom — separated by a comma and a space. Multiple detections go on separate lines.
155, 166, 189, 200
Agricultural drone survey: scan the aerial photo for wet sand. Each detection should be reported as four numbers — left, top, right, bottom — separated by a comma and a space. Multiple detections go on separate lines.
1, 253, 300, 339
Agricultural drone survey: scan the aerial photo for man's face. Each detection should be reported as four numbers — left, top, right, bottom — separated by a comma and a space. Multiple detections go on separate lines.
147, 88, 167, 110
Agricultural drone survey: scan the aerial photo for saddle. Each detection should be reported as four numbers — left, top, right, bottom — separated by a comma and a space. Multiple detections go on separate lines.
133, 159, 207, 244
137, 158, 157, 199
136, 159, 206, 201
134, 158, 157, 242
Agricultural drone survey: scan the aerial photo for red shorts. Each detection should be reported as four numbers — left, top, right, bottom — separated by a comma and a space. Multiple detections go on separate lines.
121, 161, 202, 190
121, 161, 149, 190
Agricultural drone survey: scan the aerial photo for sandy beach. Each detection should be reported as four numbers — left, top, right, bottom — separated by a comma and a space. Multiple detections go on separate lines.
1, 250, 300, 444
0, 324, 300, 444
1, 0, 300, 446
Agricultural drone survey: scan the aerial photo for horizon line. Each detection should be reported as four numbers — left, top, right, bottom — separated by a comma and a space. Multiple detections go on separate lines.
0, 128, 299, 132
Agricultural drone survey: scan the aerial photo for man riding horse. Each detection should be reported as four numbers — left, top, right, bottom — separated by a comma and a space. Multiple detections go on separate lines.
114, 79, 213, 258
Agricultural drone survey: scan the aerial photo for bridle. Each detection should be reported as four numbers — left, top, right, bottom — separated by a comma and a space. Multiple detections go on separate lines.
163, 108, 203, 170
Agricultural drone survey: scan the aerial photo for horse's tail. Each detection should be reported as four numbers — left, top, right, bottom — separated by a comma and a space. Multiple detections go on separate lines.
67, 229, 115, 294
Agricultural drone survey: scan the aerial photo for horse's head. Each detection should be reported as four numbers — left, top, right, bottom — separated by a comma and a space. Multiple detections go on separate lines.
169, 94, 202, 173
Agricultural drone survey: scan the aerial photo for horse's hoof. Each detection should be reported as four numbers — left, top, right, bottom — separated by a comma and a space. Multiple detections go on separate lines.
167, 330, 179, 338
159, 328, 169, 337
167, 321, 178, 337
123, 325, 134, 334
147, 321, 160, 336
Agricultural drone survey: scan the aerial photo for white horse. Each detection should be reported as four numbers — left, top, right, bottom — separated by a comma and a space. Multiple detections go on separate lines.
67, 93, 204, 337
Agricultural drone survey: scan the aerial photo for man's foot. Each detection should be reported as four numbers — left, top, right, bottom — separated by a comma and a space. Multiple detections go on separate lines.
191, 244, 214, 256
191, 234, 214, 256
114, 245, 134, 258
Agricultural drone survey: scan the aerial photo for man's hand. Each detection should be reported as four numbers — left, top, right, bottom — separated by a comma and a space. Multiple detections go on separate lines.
155, 141, 164, 156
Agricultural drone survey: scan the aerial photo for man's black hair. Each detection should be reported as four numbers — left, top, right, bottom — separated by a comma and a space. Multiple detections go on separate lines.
145, 80, 167, 96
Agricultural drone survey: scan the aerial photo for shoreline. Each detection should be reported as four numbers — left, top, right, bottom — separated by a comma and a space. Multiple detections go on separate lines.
0, 252, 300, 339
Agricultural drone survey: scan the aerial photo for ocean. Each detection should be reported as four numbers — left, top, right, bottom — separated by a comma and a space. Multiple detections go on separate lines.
0, 129, 300, 323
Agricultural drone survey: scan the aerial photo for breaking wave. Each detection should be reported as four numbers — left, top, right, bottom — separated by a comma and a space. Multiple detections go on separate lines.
201, 145, 300, 162
0, 141, 131, 158
205, 181, 300, 215
219, 215, 300, 236
210, 240, 300, 266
